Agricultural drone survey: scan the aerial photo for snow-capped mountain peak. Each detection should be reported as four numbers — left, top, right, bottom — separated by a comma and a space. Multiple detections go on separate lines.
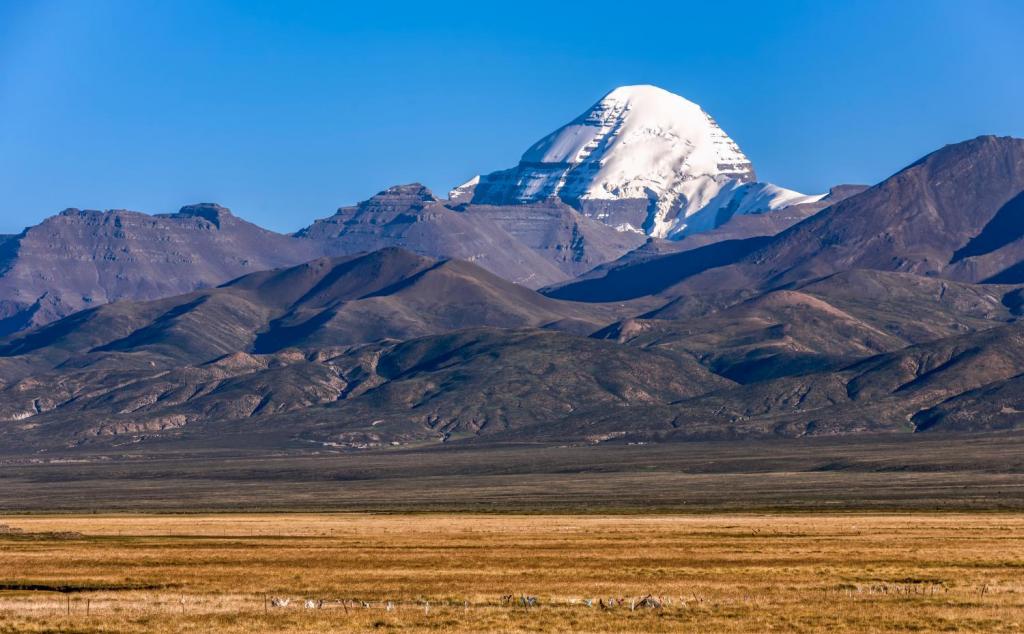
521, 84, 753, 181
470, 84, 818, 238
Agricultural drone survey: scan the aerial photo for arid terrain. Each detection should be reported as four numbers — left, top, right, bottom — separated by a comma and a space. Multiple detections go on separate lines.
4, 137, 1024, 454
4, 9, 1024, 633
1, 513, 1022, 633
1, 53, 1023, 634
1, 433, 1023, 513
2, 435, 1023, 631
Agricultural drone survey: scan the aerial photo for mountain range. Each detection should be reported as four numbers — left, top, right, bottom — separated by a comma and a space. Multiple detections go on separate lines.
1, 85, 1023, 453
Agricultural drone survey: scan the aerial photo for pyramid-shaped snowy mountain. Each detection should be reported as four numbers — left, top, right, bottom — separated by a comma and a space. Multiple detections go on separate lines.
466, 85, 821, 238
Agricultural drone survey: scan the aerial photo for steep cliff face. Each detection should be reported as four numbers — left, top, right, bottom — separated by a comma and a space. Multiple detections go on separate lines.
470, 85, 819, 238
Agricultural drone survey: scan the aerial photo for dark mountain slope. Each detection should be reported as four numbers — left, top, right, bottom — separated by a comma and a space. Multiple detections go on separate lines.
544, 236, 772, 302
912, 373, 1024, 432
732, 135, 1024, 287
549, 185, 867, 294
247, 250, 628, 353
596, 270, 1019, 383
0, 248, 629, 380
1, 264, 1021, 450
0, 204, 327, 337
281, 328, 732, 448
598, 290, 908, 383
0, 328, 732, 450
548, 136, 1024, 302
570, 322, 1024, 442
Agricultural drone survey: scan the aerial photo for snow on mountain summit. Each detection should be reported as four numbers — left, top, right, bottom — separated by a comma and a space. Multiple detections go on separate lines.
470, 84, 820, 238
520, 84, 754, 184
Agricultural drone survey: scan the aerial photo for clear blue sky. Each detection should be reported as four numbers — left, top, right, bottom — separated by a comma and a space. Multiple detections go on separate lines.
1, 0, 1022, 234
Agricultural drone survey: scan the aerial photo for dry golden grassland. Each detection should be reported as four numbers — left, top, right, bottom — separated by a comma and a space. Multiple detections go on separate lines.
0, 513, 1022, 633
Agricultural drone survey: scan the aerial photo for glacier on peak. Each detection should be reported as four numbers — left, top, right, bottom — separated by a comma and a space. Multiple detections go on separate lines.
469, 84, 819, 238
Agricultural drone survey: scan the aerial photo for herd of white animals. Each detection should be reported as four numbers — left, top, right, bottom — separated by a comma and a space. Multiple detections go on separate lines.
267, 594, 675, 612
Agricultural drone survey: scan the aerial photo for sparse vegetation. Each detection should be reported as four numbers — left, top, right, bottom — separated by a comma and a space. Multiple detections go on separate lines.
2, 434, 1023, 514
1, 513, 1022, 633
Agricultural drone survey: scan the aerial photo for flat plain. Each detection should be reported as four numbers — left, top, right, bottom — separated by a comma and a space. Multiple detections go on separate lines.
2, 433, 1024, 513
2, 434, 1023, 632
1, 513, 1023, 633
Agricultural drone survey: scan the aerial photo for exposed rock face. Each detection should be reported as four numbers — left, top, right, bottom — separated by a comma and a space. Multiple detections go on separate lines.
471, 85, 820, 238
295, 184, 568, 288
455, 200, 648, 278
295, 184, 647, 286
0, 204, 327, 337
